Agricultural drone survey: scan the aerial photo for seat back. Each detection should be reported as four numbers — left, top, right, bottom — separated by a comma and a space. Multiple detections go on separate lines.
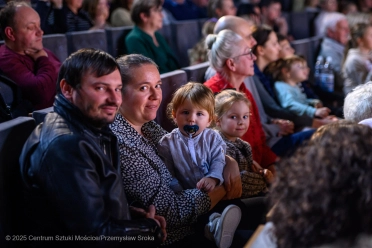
182, 61, 209, 83
291, 38, 313, 69
0, 117, 36, 248
290, 11, 311, 39
105, 26, 133, 58
32, 107, 54, 125
0, 73, 32, 120
66, 29, 108, 54
156, 70, 188, 132
43, 34, 68, 62
171, 20, 201, 67
158, 24, 175, 52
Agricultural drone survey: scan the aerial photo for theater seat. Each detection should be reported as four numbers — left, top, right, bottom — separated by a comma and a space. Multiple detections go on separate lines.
32, 107, 54, 125
157, 70, 188, 132
171, 20, 201, 67
0, 117, 35, 248
66, 30, 108, 55
43, 34, 68, 62
182, 61, 209, 83
105, 26, 133, 58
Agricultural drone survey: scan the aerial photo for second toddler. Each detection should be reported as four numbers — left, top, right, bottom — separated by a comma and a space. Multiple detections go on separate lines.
157, 82, 241, 248
215, 89, 272, 198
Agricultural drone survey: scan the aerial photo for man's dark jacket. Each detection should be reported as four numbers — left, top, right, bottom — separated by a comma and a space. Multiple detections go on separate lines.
19, 95, 162, 247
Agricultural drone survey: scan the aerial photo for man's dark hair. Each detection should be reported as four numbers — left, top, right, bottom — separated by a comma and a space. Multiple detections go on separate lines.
56, 48, 120, 94
0, 1, 28, 41
259, 0, 281, 8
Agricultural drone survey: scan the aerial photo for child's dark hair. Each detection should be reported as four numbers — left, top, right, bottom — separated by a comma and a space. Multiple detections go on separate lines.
167, 82, 215, 125
264, 55, 307, 82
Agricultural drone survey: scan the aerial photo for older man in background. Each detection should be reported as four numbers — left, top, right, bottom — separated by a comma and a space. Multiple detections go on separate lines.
0, 1, 61, 110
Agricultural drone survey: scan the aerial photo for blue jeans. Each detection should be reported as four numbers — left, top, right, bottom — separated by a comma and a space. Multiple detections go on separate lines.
271, 129, 315, 157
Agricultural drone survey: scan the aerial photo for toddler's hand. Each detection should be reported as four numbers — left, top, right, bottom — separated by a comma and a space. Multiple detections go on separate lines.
197, 177, 218, 193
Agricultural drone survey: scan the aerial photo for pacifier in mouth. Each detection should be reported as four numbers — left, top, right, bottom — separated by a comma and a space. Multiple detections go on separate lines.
183, 125, 199, 136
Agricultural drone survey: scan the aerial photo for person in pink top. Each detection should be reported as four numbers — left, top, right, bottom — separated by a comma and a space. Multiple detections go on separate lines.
0, 1, 61, 110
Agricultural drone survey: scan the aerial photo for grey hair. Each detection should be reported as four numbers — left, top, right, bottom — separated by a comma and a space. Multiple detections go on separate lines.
344, 82, 372, 122
322, 12, 347, 35
205, 29, 243, 73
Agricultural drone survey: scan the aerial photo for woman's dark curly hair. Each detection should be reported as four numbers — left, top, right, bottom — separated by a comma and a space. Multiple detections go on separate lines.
270, 121, 372, 248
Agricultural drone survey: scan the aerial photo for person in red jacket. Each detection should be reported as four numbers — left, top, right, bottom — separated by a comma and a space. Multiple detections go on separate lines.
204, 29, 277, 175
0, 1, 61, 110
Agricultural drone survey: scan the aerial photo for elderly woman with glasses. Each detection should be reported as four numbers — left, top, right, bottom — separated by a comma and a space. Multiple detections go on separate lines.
204, 29, 278, 177
125, 0, 180, 74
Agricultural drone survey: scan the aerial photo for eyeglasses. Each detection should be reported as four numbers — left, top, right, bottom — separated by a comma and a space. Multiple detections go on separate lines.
232, 49, 255, 60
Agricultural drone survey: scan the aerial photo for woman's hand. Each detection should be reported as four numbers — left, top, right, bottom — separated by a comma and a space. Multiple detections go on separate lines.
252, 160, 263, 173
315, 107, 331, 118
223, 155, 242, 199
272, 119, 294, 136
131, 205, 167, 242
261, 169, 274, 184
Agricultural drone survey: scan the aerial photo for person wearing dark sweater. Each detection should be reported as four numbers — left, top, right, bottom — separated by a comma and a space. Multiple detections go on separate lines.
37, 0, 93, 34
125, 0, 179, 74
0, 2, 61, 110
163, 0, 208, 20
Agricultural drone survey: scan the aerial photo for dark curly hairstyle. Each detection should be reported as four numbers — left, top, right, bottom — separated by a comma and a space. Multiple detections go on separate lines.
270, 121, 372, 248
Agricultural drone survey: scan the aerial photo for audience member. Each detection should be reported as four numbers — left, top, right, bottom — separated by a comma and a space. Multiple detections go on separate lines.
163, 0, 208, 20
272, 56, 332, 121
314, 0, 339, 37
344, 82, 372, 125
252, 121, 372, 248
318, 12, 349, 93
19, 48, 165, 248
346, 12, 372, 28
82, 0, 110, 29
204, 28, 278, 168
236, 3, 261, 26
157, 82, 242, 248
214, 89, 271, 198
0, 1, 61, 110
205, 29, 314, 167
111, 54, 266, 247
343, 23, 372, 94
356, 0, 372, 13
205, 16, 313, 148
208, 0, 237, 18
125, 0, 179, 74
110, 0, 134, 27
304, 0, 320, 12
252, 25, 315, 129
40, 0, 96, 34
259, 0, 288, 37
339, 1, 358, 15
188, 18, 217, 65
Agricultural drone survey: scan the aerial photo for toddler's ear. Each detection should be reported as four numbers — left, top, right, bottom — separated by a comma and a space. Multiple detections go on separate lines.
214, 116, 220, 127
